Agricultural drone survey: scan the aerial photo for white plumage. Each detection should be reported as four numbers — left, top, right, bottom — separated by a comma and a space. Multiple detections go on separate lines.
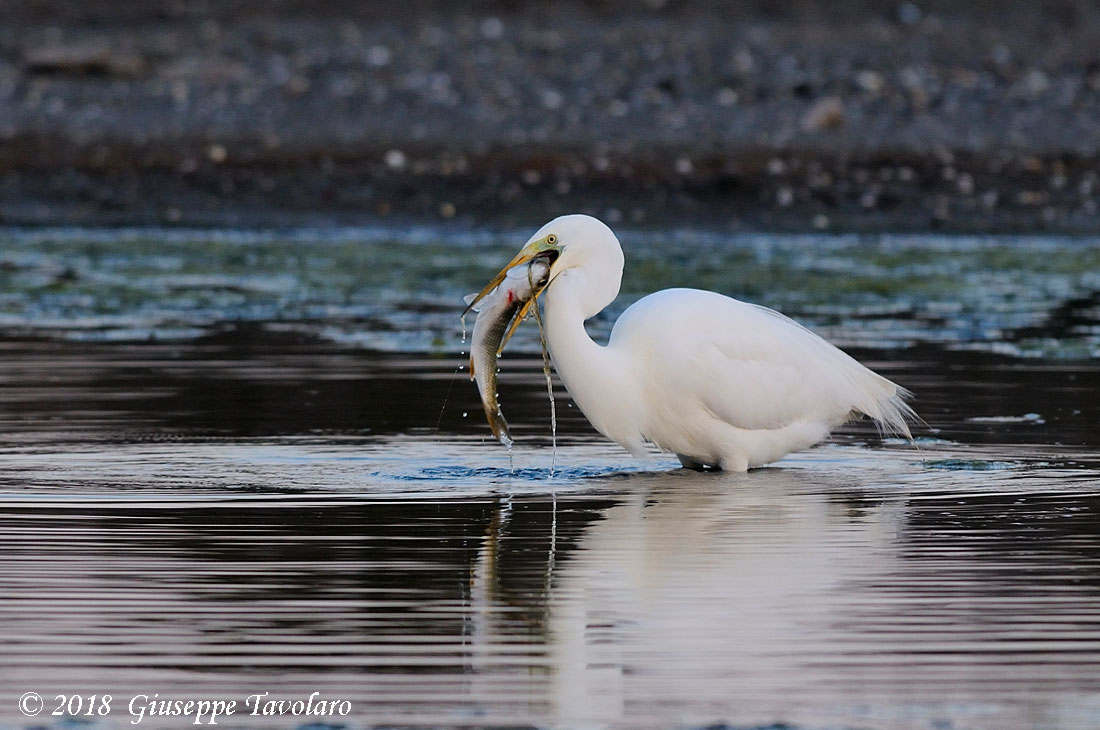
504, 214, 915, 471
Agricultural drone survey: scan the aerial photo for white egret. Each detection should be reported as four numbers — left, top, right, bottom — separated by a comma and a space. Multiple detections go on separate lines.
469, 214, 915, 471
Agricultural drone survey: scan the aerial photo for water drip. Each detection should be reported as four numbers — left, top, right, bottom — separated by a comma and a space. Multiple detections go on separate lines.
531, 292, 557, 476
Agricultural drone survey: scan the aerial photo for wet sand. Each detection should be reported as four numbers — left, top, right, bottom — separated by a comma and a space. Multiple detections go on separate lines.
2, 0, 1100, 230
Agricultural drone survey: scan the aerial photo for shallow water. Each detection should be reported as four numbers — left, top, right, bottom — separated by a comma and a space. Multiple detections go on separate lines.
3, 226, 1100, 357
1, 226, 1099, 730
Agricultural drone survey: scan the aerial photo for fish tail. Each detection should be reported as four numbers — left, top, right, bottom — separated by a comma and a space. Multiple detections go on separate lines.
484, 403, 513, 447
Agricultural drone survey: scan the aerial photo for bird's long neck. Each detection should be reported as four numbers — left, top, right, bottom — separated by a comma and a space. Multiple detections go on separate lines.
542, 273, 645, 455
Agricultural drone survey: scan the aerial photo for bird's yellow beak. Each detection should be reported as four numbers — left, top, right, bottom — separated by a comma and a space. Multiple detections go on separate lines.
463, 235, 562, 316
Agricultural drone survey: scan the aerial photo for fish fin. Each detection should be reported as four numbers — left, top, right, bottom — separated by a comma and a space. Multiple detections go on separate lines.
498, 301, 533, 355
468, 353, 476, 380
463, 293, 484, 313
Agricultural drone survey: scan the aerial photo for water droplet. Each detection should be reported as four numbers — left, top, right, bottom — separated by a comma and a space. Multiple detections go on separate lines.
462, 411, 468, 417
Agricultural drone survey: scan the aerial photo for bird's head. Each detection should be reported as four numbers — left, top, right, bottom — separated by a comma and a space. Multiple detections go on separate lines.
465, 214, 624, 317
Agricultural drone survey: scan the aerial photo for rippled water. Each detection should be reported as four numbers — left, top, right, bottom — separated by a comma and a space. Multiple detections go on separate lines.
1, 226, 1099, 730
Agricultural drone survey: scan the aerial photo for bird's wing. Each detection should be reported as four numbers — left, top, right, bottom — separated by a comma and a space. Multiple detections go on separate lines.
613, 289, 913, 435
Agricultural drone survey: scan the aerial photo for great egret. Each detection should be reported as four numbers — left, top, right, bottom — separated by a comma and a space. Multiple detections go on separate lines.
468, 214, 915, 471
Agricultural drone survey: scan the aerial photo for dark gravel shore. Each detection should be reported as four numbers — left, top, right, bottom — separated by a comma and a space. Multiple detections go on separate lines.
2, 0, 1100, 231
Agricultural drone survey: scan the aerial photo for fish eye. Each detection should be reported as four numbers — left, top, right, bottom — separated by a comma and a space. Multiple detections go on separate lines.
547, 234, 558, 245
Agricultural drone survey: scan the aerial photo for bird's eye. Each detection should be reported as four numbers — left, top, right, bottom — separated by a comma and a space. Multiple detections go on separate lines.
547, 234, 558, 244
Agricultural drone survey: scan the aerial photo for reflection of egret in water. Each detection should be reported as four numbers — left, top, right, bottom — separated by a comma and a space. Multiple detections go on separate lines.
535, 463, 1100, 729
546, 468, 896, 724
465, 492, 565, 697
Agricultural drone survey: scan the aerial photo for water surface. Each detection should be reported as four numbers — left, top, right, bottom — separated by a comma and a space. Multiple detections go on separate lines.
1, 226, 1099, 730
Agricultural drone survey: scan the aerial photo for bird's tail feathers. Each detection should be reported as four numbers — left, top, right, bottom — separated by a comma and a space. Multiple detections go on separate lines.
749, 302, 919, 440
854, 375, 918, 440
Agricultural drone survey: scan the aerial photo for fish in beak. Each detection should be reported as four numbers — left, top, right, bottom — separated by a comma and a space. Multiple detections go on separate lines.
463, 234, 562, 319
462, 234, 562, 446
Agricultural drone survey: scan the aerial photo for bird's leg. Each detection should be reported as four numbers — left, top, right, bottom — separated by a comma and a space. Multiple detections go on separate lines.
676, 454, 708, 471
